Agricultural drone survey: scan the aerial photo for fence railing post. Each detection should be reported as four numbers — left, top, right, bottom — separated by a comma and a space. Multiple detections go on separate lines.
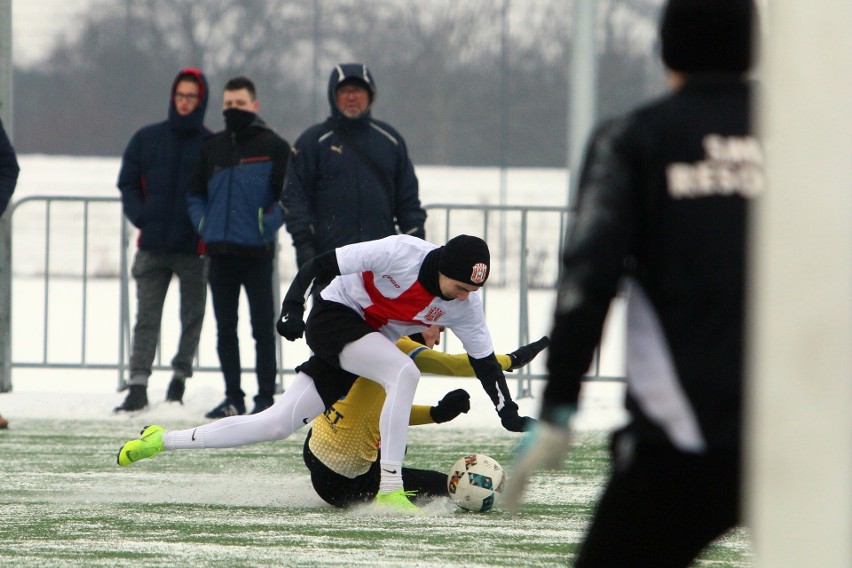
0, 207, 12, 392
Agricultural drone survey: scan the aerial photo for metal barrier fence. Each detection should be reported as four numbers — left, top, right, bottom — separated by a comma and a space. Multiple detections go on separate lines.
0, 196, 623, 399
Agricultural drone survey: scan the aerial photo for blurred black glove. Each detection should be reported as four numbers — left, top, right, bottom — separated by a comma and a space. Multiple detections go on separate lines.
295, 241, 317, 269
277, 300, 305, 341
408, 226, 426, 240
508, 336, 550, 371
498, 402, 537, 432
430, 389, 471, 423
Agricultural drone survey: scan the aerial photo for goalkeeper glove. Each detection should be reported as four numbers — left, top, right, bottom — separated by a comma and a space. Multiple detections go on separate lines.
503, 404, 575, 513
430, 389, 471, 423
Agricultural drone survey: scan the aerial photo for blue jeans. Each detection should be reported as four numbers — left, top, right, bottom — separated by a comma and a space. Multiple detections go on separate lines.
207, 255, 276, 403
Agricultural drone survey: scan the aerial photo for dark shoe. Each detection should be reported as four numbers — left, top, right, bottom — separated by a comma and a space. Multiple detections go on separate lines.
205, 398, 245, 419
0, 414, 8, 429
114, 385, 149, 413
165, 377, 186, 404
508, 336, 550, 371
251, 397, 274, 415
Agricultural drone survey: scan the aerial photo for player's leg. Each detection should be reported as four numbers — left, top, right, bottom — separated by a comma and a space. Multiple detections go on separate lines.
402, 467, 449, 500
303, 430, 376, 508
167, 371, 325, 448
574, 434, 740, 567
117, 371, 327, 466
338, 332, 420, 496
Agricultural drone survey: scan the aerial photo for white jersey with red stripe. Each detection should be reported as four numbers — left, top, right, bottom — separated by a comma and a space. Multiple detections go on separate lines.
319, 235, 495, 358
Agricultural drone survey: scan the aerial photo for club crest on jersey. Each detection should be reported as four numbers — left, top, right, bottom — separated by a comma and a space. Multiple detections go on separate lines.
424, 307, 446, 322
470, 263, 488, 284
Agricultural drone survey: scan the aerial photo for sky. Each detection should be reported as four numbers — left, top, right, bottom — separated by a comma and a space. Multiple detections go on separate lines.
10, 0, 97, 66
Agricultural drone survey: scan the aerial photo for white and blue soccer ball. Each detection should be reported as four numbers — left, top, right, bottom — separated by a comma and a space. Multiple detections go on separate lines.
447, 454, 505, 512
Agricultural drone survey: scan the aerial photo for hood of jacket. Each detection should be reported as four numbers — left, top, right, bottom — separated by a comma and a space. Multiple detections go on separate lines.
168, 67, 209, 135
326, 63, 376, 127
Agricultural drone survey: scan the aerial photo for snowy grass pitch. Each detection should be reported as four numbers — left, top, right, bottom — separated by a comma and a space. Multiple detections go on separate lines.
1, 420, 751, 567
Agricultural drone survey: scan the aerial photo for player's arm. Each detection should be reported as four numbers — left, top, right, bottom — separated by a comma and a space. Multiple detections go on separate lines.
409, 390, 471, 426
277, 250, 341, 340
397, 337, 510, 376
467, 353, 534, 432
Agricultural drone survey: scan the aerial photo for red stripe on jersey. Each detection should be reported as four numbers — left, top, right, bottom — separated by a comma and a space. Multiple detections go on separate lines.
362, 272, 436, 330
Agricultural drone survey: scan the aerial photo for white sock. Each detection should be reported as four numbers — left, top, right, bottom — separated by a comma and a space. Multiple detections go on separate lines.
163, 427, 205, 450
378, 460, 404, 494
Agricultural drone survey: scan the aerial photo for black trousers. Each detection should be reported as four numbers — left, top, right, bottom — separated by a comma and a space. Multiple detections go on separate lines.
207, 254, 276, 403
574, 432, 741, 568
302, 429, 448, 508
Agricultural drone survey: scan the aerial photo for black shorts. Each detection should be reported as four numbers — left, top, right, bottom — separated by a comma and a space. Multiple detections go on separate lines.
303, 429, 450, 508
574, 429, 741, 568
298, 298, 375, 408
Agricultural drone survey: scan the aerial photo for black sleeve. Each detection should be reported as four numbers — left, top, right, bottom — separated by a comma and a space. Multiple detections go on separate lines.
467, 352, 514, 410
544, 116, 637, 408
282, 250, 341, 307
0, 120, 20, 216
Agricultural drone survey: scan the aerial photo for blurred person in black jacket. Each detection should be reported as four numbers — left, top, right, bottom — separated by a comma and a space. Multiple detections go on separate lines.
505, 1, 762, 566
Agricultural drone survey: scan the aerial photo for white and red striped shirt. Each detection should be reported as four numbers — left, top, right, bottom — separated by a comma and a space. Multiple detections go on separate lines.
320, 235, 494, 359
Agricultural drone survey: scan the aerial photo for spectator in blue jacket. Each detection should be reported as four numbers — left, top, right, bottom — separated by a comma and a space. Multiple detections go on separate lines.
114, 69, 211, 412
281, 63, 426, 277
0, 115, 20, 430
187, 76, 290, 419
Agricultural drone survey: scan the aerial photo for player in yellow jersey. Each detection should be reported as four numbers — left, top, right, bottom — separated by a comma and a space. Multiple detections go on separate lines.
302, 329, 549, 507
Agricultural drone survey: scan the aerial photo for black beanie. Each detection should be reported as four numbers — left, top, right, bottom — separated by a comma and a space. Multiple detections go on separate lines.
660, 0, 754, 74
438, 235, 490, 286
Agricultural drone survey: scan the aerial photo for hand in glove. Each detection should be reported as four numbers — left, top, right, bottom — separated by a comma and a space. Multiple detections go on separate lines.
507, 336, 550, 371
497, 402, 537, 432
277, 300, 305, 341
295, 242, 317, 269
430, 389, 471, 423
503, 405, 575, 513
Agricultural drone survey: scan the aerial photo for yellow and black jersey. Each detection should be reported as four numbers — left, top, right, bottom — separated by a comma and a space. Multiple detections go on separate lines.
307, 336, 512, 478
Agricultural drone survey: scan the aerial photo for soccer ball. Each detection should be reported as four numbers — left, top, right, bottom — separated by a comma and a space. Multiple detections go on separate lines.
447, 454, 505, 512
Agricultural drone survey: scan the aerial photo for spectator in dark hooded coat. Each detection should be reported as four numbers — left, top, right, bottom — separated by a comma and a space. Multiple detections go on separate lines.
281, 63, 426, 276
114, 68, 211, 412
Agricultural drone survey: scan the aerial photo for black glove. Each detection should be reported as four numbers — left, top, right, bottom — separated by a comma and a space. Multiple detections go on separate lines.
295, 241, 317, 269
508, 336, 550, 371
498, 402, 537, 432
430, 389, 471, 423
277, 300, 305, 341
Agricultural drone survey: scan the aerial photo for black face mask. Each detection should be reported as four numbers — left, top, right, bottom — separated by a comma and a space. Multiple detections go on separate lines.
223, 108, 255, 132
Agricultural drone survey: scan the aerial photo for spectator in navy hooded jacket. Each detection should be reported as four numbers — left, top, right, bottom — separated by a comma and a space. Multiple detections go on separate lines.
281, 63, 426, 278
0, 115, 20, 430
114, 68, 211, 413
187, 76, 290, 419
0, 116, 19, 218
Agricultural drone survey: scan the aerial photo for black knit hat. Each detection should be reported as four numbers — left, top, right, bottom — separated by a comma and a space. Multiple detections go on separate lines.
438, 235, 490, 286
660, 0, 754, 74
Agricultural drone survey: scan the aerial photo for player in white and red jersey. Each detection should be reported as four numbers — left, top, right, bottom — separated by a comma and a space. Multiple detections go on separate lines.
116, 234, 532, 513
277, 234, 532, 511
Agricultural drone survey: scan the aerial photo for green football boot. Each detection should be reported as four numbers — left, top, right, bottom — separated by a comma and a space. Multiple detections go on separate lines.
374, 489, 423, 515
116, 424, 165, 466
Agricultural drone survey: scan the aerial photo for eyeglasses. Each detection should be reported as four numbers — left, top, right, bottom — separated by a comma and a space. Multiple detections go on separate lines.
175, 93, 200, 101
